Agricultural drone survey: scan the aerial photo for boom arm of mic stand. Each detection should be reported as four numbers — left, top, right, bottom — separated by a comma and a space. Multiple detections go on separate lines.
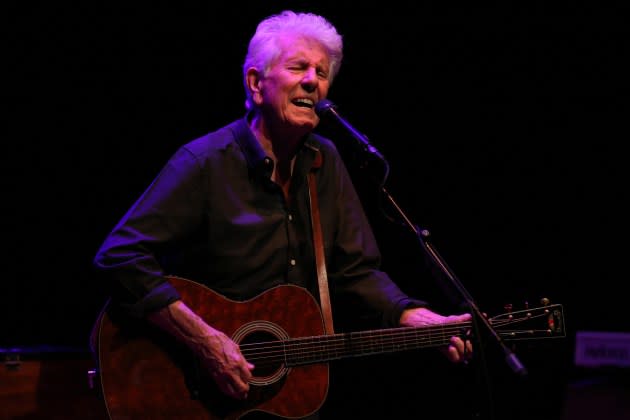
380, 185, 528, 378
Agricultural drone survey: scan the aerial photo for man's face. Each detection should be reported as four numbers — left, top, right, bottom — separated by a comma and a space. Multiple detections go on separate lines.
256, 34, 331, 134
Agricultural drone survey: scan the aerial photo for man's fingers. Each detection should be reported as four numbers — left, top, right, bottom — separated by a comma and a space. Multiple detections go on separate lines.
447, 344, 460, 363
447, 336, 474, 363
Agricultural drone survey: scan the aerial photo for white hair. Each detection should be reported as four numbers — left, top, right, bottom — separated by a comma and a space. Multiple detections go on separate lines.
242, 10, 343, 110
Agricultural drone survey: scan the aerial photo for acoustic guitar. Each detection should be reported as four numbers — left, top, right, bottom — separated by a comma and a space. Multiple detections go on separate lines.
96, 275, 565, 419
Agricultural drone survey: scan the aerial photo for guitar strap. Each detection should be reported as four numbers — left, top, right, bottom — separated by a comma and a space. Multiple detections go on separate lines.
307, 148, 335, 335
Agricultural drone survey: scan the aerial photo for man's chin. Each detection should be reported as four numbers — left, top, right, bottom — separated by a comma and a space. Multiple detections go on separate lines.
287, 118, 317, 134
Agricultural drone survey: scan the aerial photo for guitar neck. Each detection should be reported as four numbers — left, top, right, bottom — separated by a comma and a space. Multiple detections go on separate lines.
241, 324, 463, 368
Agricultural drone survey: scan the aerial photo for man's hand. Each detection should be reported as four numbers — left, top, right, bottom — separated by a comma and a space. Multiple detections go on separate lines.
195, 326, 255, 400
148, 300, 255, 400
399, 307, 473, 363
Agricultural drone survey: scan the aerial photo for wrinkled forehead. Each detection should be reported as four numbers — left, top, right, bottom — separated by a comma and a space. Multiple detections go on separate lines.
271, 34, 330, 68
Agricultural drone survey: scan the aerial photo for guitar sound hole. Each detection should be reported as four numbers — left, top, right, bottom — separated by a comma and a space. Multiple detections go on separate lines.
240, 330, 283, 378
232, 321, 291, 387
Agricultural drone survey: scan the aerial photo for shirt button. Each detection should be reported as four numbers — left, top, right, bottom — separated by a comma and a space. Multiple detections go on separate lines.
290, 259, 296, 266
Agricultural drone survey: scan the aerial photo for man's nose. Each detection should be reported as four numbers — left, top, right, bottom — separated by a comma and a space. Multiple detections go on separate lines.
301, 68, 318, 92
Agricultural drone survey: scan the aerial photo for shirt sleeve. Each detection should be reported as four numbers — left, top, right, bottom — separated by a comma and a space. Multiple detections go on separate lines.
93, 146, 205, 318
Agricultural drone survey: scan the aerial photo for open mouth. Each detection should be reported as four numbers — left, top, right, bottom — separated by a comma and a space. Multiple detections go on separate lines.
292, 98, 314, 108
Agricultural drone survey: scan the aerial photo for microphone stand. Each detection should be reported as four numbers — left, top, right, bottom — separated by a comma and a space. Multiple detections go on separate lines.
380, 182, 527, 375
355, 150, 528, 420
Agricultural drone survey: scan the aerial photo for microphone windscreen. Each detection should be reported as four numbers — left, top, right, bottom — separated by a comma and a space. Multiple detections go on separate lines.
314, 99, 336, 117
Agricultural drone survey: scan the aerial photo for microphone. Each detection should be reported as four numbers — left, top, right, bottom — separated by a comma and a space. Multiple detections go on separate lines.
315, 99, 387, 162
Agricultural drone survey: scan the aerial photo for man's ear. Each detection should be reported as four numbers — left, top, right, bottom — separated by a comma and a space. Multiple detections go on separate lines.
245, 67, 263, 106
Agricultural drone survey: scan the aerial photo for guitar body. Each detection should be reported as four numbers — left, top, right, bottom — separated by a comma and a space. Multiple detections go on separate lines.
97, 276, 328, 420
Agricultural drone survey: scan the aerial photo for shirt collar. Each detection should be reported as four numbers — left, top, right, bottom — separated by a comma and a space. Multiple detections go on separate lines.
232, 114, 322, 179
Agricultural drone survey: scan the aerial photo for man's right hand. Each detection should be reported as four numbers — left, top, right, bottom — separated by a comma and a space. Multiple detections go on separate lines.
148, 300, 255, 400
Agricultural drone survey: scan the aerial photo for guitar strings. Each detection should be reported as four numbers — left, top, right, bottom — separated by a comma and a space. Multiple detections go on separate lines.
238, 312, 552, 365
238, 311, 552, 367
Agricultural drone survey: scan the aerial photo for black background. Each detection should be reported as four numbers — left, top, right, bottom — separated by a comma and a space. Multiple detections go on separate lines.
3, 1, 628, 419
